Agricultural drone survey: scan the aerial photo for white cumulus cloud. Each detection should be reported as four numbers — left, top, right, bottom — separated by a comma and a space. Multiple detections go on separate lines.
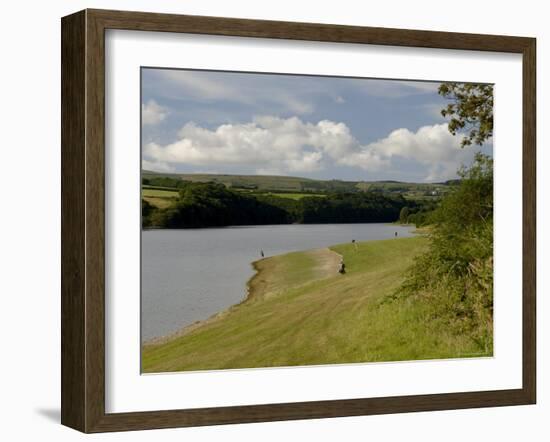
145, 116, 376, 174
144, 116, 476, 181
142, 100, 168, 125
364, 124, 471, 180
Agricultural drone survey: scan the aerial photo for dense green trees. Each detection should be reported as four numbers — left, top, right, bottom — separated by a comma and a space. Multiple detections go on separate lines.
399, 206, 409, 224
142, 199, 154, 224
300, 193, 405, 224
142, 182, 407, 228
396, 200, 439, 227
142, 176, 187, 189
143, 182, 290, 228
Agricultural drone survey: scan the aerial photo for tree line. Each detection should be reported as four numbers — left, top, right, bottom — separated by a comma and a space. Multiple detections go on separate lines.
142, 181, 410, 228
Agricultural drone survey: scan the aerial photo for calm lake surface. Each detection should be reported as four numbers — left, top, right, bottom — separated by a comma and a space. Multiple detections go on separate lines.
142, 223, 414, 341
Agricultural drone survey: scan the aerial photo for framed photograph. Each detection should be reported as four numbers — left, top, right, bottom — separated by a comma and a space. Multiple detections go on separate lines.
61, 9, 536, 433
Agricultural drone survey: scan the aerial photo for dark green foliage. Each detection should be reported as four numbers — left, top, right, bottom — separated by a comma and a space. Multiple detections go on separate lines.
438, 83, 493, 147
142, 198, 152, 217
142, 176, 191, 189
142, 182, 409, 229
396, 200, 438, 227
254, 194, 302, 221
141, 199, 154, 227
300, 193, 405, 224
399, 206, 410, 224
406, 210, 431, 227
396, 154, 493, 352
151, 182, 291, 228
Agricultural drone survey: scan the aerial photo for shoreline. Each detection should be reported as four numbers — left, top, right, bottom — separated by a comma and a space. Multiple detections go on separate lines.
142, 221, 404, 231
141, 236, 484, 374
143, 246, 342, 347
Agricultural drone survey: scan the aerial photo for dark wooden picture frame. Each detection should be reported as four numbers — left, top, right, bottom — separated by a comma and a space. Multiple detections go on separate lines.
61, 8, 536, 433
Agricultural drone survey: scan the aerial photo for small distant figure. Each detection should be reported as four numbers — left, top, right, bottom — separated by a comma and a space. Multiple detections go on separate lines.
352, 239, 358, 251
339, 260, 346, 274
260, 249, 264, 258
395, 231, 398, 237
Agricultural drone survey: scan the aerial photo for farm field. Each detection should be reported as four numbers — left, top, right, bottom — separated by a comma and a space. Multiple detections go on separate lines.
142, 171, 453, 198
142, 186, 178, 209
265, 192, 326, 200
142, 187, 179, 198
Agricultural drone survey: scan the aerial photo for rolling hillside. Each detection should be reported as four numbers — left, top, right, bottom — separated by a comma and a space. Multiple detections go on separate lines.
142, 170, 452, 197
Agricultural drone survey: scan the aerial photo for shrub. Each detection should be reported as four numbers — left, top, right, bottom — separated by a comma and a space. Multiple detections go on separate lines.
395, 154, 493, 352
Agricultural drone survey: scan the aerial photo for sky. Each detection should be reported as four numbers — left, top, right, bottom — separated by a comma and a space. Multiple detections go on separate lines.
141, 68, 492, 182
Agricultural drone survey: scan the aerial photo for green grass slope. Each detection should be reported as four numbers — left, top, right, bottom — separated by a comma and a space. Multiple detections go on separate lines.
142, 236, 489, 373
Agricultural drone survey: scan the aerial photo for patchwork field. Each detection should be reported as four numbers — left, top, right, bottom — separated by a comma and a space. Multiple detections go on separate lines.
142, 171, 453, 198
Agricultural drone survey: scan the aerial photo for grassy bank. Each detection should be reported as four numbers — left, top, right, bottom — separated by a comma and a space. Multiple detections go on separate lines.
142, 236, 490, 373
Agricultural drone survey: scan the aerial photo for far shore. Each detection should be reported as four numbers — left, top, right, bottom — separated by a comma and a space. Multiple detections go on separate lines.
142, 221, 403, 231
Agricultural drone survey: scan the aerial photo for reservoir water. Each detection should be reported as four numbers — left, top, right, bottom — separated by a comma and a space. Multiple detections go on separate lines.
142, 223, 414, 341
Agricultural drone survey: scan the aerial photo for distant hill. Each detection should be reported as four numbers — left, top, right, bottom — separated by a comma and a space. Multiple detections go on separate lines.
142, 171, 360, 191
141, 171, 451, 200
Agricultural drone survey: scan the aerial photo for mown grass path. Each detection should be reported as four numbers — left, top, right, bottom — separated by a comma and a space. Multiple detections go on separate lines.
247, 247, 341, 302
142, 236, 487, 373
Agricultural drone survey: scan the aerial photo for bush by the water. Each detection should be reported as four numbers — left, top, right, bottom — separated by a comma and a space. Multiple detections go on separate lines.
395, 153, 493, 353
395, 199, 440, 226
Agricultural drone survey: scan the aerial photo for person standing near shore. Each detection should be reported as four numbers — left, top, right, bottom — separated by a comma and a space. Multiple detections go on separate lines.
339, 260, 346, 274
